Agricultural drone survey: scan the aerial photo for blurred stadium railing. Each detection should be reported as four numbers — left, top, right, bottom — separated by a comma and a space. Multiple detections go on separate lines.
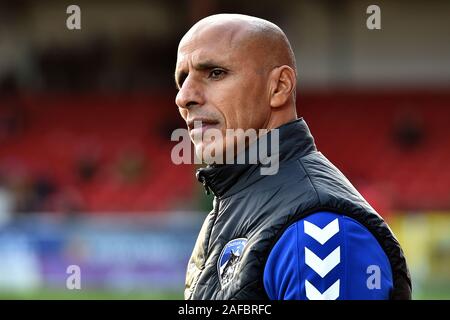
0, 212, 204, 299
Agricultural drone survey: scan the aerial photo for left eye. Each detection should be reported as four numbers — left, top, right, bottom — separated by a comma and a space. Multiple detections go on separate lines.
209, 69, 225, 79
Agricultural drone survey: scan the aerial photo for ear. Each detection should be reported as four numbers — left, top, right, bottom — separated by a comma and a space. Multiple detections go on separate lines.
269, 66, 296, 108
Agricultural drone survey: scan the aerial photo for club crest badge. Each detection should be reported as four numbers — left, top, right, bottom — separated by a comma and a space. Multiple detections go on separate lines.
217, 238, 248, 288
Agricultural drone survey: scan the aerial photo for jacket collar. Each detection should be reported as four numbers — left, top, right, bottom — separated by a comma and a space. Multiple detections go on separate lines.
196, 118, 317, 198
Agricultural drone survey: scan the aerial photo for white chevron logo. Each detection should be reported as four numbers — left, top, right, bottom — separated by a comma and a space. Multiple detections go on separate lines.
304, 218, 339, 245
305, 246, 340, 278
305, 279, 340, 300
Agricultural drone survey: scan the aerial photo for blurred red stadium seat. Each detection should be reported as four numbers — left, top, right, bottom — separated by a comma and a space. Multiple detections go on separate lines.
1, 90, 448, 213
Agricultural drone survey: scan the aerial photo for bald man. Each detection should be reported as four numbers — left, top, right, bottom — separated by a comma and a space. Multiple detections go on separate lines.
175, 14, 411, 300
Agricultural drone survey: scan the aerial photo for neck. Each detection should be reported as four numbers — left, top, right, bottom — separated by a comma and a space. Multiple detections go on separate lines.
264, 103, 297, 130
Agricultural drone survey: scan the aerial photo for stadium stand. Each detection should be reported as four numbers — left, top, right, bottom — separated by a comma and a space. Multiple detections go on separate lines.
0, 91, 449, 214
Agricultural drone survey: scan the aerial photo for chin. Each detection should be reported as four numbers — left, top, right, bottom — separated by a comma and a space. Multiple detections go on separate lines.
195, 141, 226, 165
194, 143, 204, 163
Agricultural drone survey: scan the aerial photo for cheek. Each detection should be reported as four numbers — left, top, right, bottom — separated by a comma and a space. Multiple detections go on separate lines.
216, 96, 240, 129
207, 88, 237, 129
209, 74, 266, 129
235, 80, 268, 128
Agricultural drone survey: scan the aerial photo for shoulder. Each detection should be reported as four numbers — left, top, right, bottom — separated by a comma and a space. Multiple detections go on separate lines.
263, 211, 393, 300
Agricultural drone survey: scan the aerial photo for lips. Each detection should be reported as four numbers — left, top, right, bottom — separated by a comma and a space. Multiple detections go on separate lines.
187, 118, 219, 131
187, 118, 220, 139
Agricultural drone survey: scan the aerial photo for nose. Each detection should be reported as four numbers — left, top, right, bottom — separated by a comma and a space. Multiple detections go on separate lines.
175, 75, 204, 110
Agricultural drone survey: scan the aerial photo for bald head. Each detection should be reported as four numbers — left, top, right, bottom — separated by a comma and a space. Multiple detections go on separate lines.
179, 14, 297, 77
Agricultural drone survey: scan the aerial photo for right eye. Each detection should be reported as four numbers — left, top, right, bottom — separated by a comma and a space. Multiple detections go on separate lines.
209, 69, 226, 79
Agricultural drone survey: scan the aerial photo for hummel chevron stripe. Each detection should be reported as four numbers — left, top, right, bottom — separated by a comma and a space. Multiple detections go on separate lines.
305, 279, 340, 300
304, 218, 339, 245
305, 246, 341, 278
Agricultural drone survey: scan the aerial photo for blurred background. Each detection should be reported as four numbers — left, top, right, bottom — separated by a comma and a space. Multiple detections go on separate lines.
0, 0, 449, 299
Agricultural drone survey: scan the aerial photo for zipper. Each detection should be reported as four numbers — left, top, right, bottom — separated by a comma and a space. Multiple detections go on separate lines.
198, 174, 211, 195
206, 196, 220, 252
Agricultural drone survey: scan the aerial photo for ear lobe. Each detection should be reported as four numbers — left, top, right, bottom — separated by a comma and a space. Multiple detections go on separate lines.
269, 66, 296, 108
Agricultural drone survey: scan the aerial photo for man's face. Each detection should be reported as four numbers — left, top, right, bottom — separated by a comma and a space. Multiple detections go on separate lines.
175, 24, 271, 163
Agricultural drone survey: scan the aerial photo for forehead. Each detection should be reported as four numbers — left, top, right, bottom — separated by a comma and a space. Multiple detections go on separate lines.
176, 24, 247, 68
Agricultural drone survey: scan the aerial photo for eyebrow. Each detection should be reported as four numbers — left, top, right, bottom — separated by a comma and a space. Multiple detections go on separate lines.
175, 60, 228, 89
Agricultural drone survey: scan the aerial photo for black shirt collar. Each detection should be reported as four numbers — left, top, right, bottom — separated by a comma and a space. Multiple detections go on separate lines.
196, 118, 317, 198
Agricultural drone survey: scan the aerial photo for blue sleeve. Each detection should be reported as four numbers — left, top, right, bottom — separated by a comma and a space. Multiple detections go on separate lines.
263, 211, 393, 300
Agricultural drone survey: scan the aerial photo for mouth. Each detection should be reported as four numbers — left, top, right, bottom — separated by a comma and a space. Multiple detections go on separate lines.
187, 118, 220, 132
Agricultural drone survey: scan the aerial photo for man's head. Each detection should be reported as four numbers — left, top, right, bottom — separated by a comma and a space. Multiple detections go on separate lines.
175, 14, 297, 163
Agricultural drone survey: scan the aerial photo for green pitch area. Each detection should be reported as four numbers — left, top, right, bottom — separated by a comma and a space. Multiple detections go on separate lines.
0, 289, 183, 300
1, 288, 448, 300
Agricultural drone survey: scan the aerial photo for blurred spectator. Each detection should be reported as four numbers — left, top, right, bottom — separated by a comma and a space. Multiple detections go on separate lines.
32, 175, 57, 210
0, 74, 26, 142
8, 172, 57, 213
114, 149, 147, 184
392, 108, 425, 151
76, 154, 100, 184
0, 175, 13, 225
49, 186, 84, 215
9, 173, 34, 213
